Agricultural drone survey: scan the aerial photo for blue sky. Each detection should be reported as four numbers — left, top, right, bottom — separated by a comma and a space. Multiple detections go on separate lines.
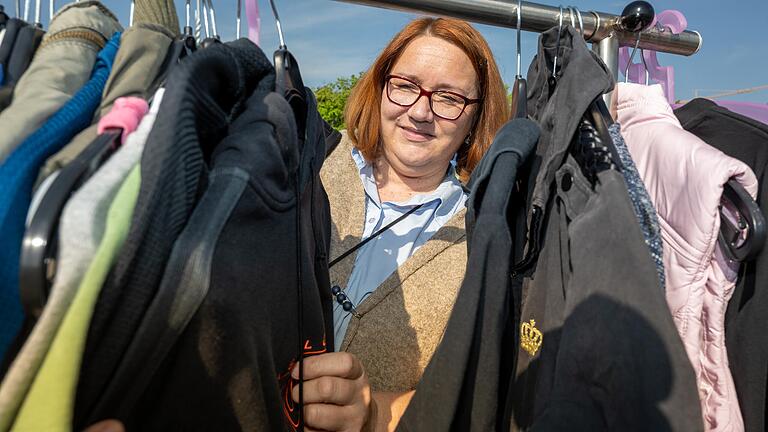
35, 1, 768, 103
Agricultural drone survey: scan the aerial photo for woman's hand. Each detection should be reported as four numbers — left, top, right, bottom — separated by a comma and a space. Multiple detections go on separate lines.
291, 352, 376, 432
83, 420, 124, 432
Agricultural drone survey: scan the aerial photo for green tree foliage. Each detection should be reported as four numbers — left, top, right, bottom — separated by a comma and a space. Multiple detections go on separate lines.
314, 73, 363, 130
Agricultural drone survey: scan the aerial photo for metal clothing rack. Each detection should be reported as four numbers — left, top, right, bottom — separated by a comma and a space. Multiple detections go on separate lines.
330, 0, 702, 88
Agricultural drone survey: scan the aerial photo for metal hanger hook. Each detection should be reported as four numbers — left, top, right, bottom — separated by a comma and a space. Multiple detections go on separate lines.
571, 6, 584, 37
269, 0, 287, 49
625, 32, 649, 84
236, 0, 242, 39
34, 0, 41, 26
552, 5, 564, 78
515, 0, 522, 77
185, 0, 191, 30
207, 0, 219, 39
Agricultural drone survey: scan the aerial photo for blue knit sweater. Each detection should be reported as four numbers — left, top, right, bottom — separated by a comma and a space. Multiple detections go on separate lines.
0, 32, 121, 359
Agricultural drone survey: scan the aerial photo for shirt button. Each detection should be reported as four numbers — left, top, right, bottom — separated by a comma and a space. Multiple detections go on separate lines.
368, 218, 375, 223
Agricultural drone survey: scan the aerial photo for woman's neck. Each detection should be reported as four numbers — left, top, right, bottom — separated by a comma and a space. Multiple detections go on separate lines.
373, 158, 447, 203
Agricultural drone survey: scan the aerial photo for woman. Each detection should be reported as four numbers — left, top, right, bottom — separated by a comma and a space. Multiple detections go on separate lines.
292, 17, 508, 432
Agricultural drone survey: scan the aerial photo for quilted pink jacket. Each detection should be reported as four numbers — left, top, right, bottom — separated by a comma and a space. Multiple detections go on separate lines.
617, 83, 756, 432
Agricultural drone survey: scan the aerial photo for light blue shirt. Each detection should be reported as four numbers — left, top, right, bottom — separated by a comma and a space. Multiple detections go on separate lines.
333, 148, 468, 351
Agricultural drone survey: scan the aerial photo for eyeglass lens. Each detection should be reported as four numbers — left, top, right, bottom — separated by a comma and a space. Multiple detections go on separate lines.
387, 76, 467, 120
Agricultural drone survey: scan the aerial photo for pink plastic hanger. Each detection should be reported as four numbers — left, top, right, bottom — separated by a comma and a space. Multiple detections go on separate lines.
245, 0, 261, 45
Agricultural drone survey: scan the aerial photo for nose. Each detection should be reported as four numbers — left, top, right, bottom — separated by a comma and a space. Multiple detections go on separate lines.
407, 94, 434, 123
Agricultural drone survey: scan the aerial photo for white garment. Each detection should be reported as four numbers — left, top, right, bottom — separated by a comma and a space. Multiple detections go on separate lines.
0, 88, 165, 429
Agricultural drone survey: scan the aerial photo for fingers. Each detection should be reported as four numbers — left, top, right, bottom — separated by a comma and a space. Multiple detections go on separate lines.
82, 420, 124, 432
293, 375, 358, 405
302, 403, 358, 432
292, 352, 364, 381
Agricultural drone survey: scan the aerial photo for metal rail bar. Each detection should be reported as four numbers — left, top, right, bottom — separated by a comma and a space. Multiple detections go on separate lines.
331, 0, 702, 57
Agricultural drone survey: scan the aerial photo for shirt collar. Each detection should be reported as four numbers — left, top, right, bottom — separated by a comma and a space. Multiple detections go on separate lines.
351, 147, 466, 210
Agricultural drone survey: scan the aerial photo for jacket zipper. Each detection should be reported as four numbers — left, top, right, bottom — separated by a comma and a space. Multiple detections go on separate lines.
39, 27, 108, 51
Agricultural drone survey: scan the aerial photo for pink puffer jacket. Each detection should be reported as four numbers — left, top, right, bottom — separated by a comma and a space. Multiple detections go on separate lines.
617, 83, 755, 432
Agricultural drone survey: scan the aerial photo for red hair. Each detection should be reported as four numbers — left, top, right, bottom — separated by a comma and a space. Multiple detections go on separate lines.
344, 17, 509, 183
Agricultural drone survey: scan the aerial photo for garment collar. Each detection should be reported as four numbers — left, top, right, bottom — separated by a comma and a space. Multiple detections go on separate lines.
616, 82, 680, 129
351, 147, 465, 209
527, 25, 615, 210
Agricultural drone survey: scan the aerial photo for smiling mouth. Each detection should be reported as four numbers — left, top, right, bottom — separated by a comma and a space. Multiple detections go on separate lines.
399, 126, 435, 139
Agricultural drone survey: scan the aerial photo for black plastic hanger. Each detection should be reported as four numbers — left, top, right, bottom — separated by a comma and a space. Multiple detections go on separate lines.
510, 0, 527, 118
718, 179, 766, 262
269, 0, 307, 139
181, 0, 197, 55
199, 0, 221, 48
19, 130, 121, 319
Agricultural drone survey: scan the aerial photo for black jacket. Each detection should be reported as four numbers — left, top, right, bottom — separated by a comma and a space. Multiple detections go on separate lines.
117, 71, 332, 432
0, 18, 23, 78
399, 119, 539, 432
79, 41, 334, 429
76, 38, 271, 424
3, 23, 44, 86
675, 98, 768, 432
509, 26, 702, 432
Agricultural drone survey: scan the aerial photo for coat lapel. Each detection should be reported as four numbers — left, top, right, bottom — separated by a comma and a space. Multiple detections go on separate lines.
322, 133, 366, 290
341, 209, 466, 351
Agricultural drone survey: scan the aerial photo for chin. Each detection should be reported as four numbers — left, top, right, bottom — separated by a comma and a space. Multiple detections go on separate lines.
393, 155, 433, 173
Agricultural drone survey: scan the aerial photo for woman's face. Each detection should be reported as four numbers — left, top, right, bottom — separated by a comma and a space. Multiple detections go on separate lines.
379, 36, 479, 179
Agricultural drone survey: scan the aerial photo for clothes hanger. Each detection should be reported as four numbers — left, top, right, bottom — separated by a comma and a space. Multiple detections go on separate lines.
511, 6, 618, 277
207, 0, 219, 39
19, 130, 122, 319
201, 0, 209, 39
509, 0, 526, 118
181, 0, 197, 53
194, 0, 201, 43
199, 0, 220, 48
32, 0, 39, 27
244, 0, 261, 44
236, 0, 241, 39
719, 180, 766, 261
547, 5, 564, 95
613, 1, 765, 260
269, 0, 307, 138
569, 5, 612, 149
624, 32, 649, 85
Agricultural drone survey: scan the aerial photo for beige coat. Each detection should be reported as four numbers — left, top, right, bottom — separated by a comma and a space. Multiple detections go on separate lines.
0, 1, 122, 161
320, 133, 467, 392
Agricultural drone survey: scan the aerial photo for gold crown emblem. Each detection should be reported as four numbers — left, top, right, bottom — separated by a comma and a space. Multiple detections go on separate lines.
520, 319, 543, 357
